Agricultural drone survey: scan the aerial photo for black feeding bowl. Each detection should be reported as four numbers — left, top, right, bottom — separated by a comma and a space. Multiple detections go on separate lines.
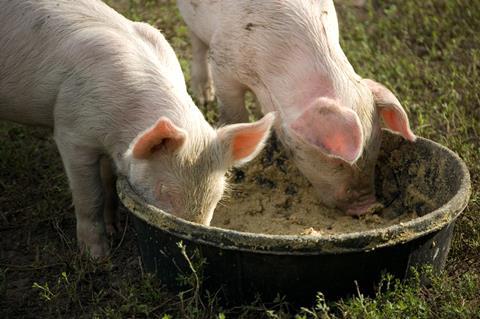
117, 132, 471, 304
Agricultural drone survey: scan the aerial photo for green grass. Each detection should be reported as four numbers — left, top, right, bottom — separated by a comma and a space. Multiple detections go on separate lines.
1, 0, 479, 318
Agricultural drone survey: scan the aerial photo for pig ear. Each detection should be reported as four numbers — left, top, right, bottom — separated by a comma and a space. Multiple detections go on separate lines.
364, 79, 416, 141
218, 112, 275, 166
289, 98, 363, 163
132, 117, 186, 159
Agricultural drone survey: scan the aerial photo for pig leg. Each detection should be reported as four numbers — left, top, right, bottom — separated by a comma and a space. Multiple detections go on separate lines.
216, 85, 248, 124
190, 31, 215, 106
100, 156, 120, 236
55, 136, 109, 258
211, 66, 248, 123
250, 94, 265, 121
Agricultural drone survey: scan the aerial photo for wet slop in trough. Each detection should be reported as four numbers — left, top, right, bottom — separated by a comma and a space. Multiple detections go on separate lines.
118, 131, 471, 304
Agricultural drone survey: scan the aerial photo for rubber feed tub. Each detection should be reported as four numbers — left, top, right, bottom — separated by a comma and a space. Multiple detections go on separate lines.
118, 132, 471, 304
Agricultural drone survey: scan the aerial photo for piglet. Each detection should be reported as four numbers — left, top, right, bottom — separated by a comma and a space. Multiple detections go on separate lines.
0, 0, 274, 257
178, 0, 415, 216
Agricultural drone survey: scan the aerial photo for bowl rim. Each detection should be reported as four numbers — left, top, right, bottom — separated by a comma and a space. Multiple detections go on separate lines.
117, 136, 471, 255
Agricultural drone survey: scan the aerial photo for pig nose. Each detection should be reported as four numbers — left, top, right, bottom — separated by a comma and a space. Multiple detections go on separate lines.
344, 195, 379, 216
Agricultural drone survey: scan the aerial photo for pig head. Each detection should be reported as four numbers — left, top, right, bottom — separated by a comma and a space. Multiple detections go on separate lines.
285, 79, 415, 215
123, 112, 275, 225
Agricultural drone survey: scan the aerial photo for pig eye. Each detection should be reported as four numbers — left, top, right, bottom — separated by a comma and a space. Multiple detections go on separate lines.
155, 184, 175, 211
155, 183, 169, 198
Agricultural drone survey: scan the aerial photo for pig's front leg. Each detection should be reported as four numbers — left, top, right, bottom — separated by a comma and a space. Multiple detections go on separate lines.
100, 156, 120, 236
55, 135, 109, 258
211, 65, 249, 124
190, 31, 215, 106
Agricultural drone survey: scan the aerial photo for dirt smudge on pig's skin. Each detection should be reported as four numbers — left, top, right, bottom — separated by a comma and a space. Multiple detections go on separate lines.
211, 134, 420, 235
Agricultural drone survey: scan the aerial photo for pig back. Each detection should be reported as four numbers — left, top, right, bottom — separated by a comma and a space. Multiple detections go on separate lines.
0, 0, 132, 127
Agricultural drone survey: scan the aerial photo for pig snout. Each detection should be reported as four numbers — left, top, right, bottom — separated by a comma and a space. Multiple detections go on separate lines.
343, 195, 379, 216
333, 185, 380, 216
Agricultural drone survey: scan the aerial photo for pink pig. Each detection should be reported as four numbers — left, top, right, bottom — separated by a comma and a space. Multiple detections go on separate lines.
177, 0, 416, 215
0, 0, 274, 257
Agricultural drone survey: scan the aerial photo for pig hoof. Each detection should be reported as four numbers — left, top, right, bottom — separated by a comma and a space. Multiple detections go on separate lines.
77, 227, 110, 258
80, 240, 110, 259
193, 83, 215, 106
204, 84, 215, 104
